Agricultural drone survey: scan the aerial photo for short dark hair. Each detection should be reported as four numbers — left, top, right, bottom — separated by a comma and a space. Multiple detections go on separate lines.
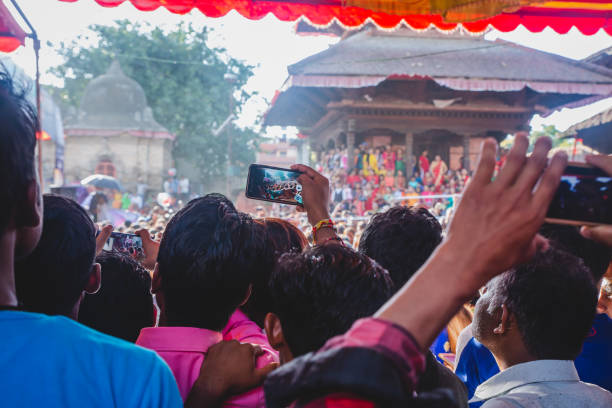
489, 248, 597, 360
242, 218, 309, 327
78, 251, 154, 342
270, 244, 394, 357
16, 194, 96, 315
359, 206, 442, 290
0, 69, 37, 234
539, 223, 611, 281
156, 194, 258, 330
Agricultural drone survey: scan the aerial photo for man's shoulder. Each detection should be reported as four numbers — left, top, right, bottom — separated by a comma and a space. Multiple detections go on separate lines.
482, 380, 612, 408
1, 311, 161, 364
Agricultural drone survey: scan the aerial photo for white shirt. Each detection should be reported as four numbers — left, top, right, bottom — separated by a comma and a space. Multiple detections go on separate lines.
470, 359, 612, 408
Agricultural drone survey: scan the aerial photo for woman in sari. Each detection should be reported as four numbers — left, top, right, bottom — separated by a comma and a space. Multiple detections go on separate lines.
431, 155, 448, 186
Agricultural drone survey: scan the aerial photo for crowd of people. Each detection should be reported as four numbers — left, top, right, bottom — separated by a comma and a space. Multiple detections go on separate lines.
2, 67, 612, 408
314, 145, 470, 223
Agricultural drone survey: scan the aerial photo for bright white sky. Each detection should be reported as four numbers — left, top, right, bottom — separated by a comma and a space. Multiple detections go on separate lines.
8, 0, 612, 135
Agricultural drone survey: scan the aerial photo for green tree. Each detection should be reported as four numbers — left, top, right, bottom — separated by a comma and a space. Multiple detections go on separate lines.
48, 20, 259, 191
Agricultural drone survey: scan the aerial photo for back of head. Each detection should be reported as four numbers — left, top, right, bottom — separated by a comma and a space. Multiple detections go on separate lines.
16, 194, 96, 316
482, 248, 597, 360
243, 218, 309, 327
157, 194, 257, 330
539, 223, 611, 281
359, 206, 442, 290
0, 69, 37, 236
270, 244, 394, 357
79, 251, 153, 342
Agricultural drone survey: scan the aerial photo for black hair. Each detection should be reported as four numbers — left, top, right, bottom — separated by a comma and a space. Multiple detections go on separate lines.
539, 223, 611, 282
78, 251, 154, 342
0, 69, 37, 235
492, 248, 597, 360
270, 244, 394, 357
242, 218, 309, 327
358, 206, 442, 290
16, 194, 96, 316
156, 194, 258, 330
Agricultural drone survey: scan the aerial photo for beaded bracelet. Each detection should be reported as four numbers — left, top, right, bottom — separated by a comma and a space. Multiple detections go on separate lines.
312, 218, 335, 238
325, 236, 345, 246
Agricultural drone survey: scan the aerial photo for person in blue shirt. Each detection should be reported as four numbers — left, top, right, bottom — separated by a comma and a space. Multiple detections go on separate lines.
0, 70, 182, 407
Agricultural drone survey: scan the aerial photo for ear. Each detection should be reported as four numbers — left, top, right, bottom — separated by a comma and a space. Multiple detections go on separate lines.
493, 303, 510, 335
18, 179, 42, 228
264, 313, 286, 351
85, 263, 102, 294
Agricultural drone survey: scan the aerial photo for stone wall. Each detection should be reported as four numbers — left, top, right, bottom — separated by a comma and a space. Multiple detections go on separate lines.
64, 132, 172, 191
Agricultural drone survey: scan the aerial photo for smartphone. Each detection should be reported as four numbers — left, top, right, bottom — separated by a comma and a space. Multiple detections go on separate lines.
545, 163, 611, 226
102, 232, 144, 257
246, 164, 303, 206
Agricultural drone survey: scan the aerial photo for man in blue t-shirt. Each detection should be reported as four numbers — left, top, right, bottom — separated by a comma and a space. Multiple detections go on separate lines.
0, 70, 181, 407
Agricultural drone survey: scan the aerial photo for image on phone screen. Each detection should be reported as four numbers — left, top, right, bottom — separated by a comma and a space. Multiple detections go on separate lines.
246, 165, 303, 205
546, 165, 611, 226
103, 232, 144, 257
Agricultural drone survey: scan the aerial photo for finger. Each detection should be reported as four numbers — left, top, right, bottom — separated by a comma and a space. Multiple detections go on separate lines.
251, 344, 263, 357
532, 150, 567, 211
585, 154, 612, 176
581, 225, 612, 247
95, 224, 113, 255
291, 164, 317, 178
135, 228, 151, 242
494, 133, 529, 188
469, 138, 498, 187
254, 362, 279, 382
513, 136, 553, 195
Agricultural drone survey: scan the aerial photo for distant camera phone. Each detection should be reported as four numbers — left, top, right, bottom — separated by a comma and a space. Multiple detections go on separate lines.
246, 164, 303, 206
101, 232, 144, 257
545, 163, 611, 226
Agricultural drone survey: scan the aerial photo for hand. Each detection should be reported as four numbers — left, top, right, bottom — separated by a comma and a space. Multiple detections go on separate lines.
291, 164, 331, 226
135, 229, 160, 270
187, 341, 278, 407
95, 224, 113, 256
377, 134, 567, 348
444, 134, 567, 295
580, 154, 612, 247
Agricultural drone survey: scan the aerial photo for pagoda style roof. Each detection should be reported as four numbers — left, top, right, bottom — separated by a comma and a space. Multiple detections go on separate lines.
65, 60, 174, 140
561, 107, 612, 153
288, 29, 612, 94
266, 29, 612, 128
584, 46, 612, 70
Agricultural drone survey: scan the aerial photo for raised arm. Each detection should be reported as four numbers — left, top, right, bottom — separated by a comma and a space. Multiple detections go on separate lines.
376, 134, 567, 349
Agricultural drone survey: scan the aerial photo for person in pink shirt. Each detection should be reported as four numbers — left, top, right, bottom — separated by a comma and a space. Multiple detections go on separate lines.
136, 194, 277, 406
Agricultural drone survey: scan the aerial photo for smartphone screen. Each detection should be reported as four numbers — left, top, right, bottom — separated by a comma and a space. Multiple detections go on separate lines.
102, 232, 144, 258
546, 164, 611, 226
246, 164, 303, 206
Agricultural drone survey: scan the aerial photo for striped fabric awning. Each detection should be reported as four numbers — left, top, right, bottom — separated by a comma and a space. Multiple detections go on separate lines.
57, 0, 612, 35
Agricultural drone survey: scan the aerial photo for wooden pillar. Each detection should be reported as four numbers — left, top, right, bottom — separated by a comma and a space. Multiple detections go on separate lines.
405, 132, 414, 175
463, 134, 471, 171
347, 119, 356, 169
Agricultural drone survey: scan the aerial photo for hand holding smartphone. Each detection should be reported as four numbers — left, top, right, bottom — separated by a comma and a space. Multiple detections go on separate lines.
100, 232, 145, 258
545, 163, 611, 226
246, 164, 303, 206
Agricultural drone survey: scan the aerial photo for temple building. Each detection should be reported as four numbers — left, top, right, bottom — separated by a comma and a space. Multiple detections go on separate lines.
265, 28, 612, 171
559, 47, 612, 154
63, 61, 174, 190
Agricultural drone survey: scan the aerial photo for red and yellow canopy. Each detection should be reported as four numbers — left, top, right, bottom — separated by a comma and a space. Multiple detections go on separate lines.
57, 0, 612, 35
